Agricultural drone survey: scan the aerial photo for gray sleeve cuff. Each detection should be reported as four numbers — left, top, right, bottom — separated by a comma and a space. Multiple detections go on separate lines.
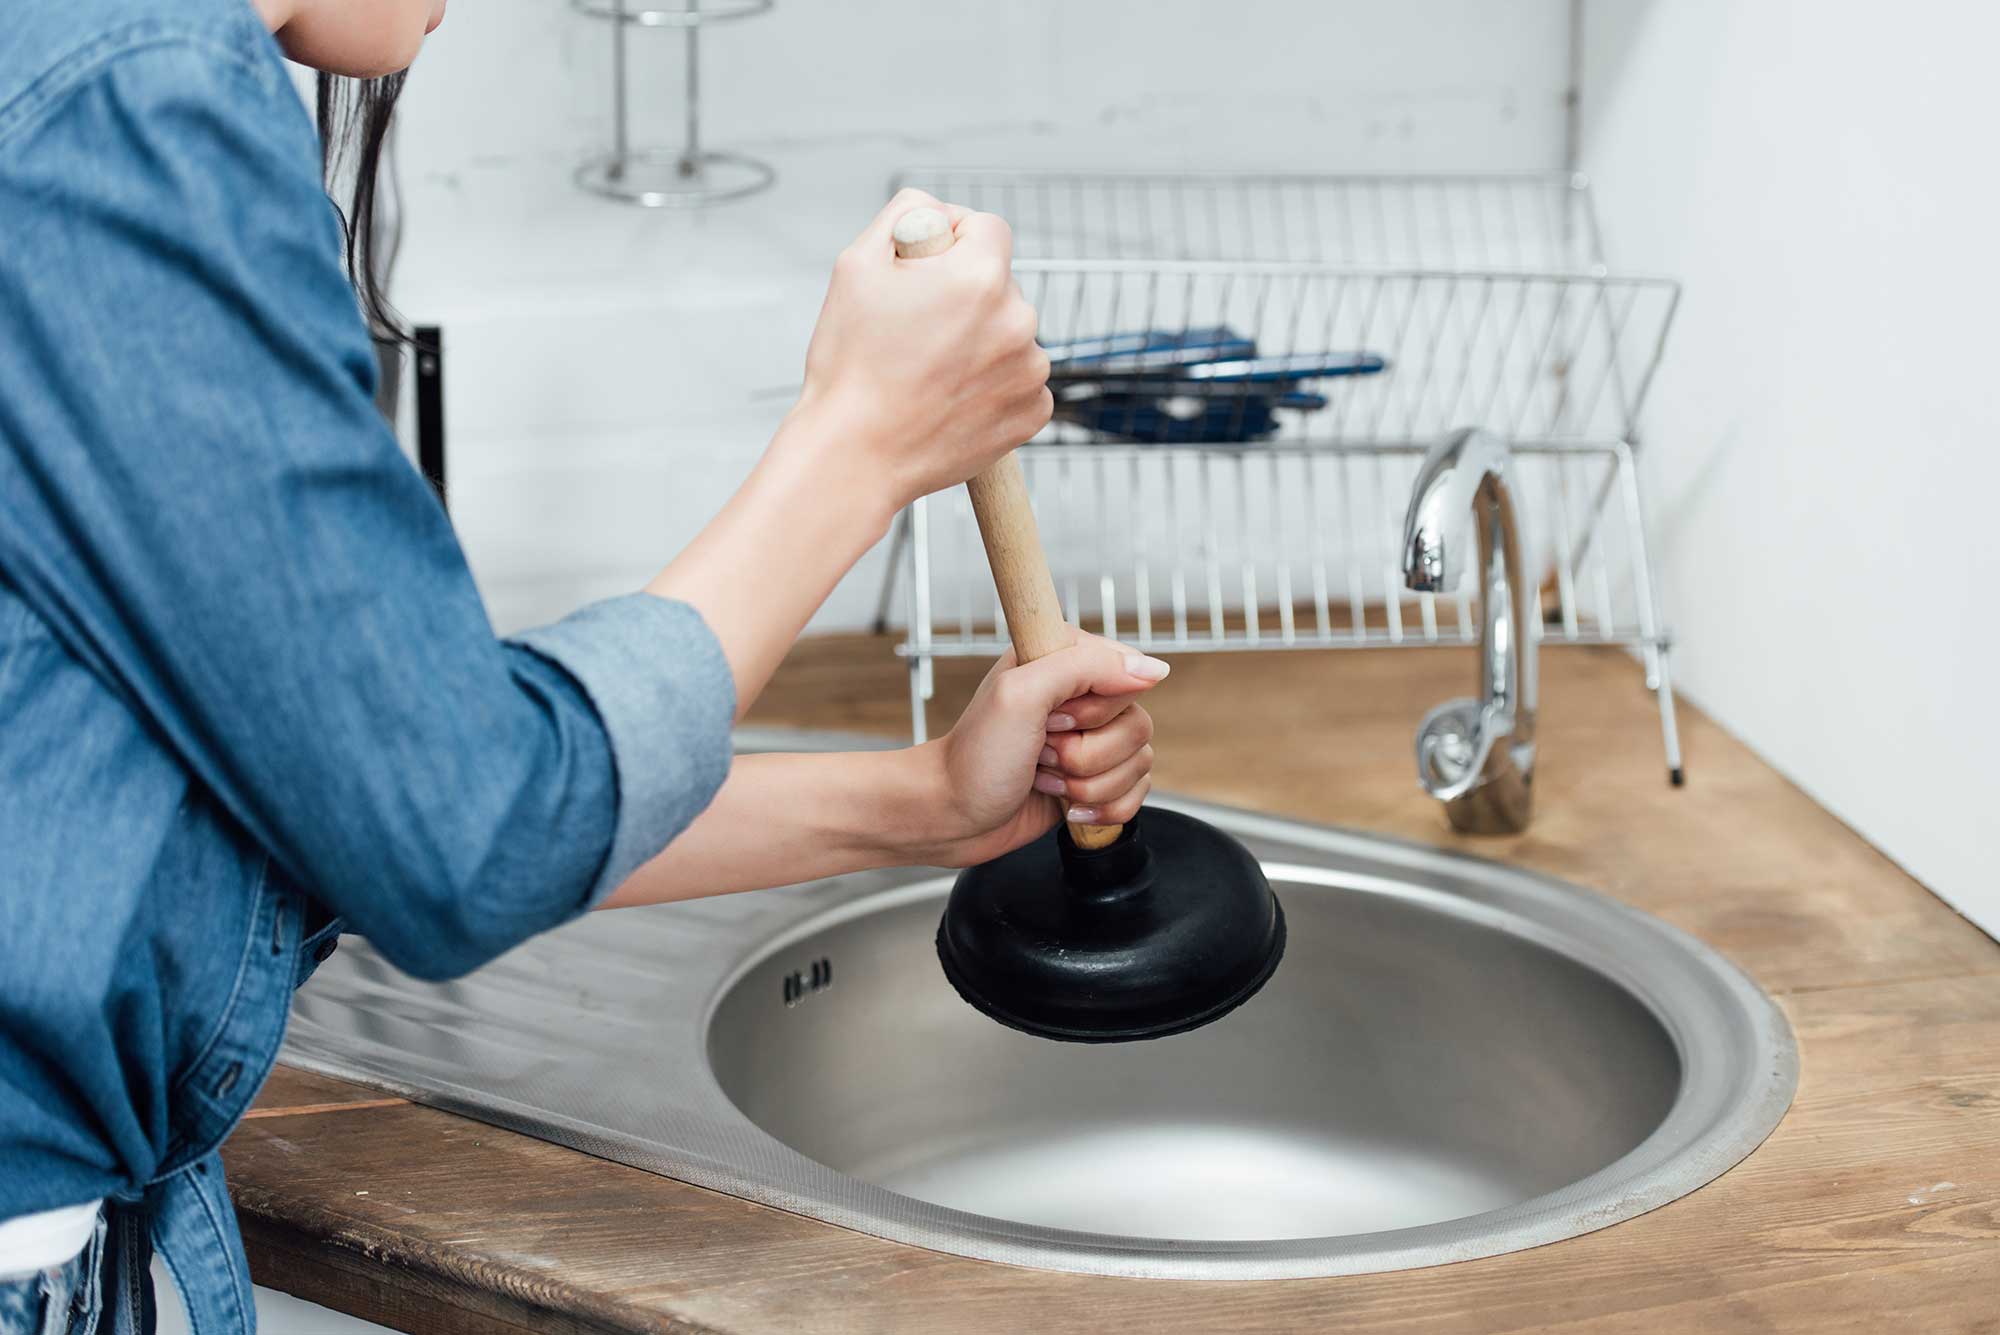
511, 593, 735, 904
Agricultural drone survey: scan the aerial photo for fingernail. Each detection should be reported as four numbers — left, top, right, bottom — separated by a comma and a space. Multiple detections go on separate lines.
1046, 712, 1078, 731
1124, 654, 1171, 681
1039, 745, 1059, 766
1034, 773, 1067, 796
1066, 805, 1101, 823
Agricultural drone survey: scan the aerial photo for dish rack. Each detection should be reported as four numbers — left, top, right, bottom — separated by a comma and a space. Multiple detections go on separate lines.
878, 170, 1684, 781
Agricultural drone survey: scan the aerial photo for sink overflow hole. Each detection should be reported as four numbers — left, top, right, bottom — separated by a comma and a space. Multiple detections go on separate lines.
781, 958, 833, 1007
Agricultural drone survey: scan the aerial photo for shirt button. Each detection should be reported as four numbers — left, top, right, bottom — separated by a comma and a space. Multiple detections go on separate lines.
313, 938, 339, 964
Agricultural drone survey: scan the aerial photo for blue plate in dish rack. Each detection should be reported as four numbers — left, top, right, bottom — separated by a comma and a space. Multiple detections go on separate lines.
1044, 326, 1387, 444
1044, 327, 1258, 377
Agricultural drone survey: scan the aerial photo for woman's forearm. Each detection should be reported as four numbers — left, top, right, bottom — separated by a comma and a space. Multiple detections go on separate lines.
599, 748, 943, 908
643, 406, 895, 719
601, 632, 1168, 910
642, 190, 1050, 720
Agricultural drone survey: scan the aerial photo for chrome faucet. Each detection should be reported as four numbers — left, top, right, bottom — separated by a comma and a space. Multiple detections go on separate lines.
1400, 428, 1538, 834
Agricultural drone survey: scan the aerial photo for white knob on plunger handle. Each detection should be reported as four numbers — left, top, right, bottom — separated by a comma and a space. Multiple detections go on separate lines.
890, 206, 957, 259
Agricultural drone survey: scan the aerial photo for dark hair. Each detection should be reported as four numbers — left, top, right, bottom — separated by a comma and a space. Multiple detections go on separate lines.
316, 72, 408, 345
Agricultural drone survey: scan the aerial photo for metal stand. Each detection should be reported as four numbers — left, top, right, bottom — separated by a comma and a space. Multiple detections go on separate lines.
572, 0, 775, 208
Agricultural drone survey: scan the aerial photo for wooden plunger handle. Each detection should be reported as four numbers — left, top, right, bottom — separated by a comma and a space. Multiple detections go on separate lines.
892, 206, 1124, 850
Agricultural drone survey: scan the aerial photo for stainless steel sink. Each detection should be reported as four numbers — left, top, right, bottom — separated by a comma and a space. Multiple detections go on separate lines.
283, 729, 1796, 1280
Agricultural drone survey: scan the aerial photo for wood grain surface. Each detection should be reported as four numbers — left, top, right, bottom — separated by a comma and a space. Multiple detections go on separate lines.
227, 638, 2000, 1334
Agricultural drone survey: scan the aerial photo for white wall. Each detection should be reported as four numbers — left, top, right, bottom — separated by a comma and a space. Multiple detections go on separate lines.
387, 0, 1573, 635
1579, 0, 1997, 934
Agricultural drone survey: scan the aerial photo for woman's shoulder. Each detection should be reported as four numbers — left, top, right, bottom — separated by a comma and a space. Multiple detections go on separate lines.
0, 0, 351, 371
0, 0, 284, 154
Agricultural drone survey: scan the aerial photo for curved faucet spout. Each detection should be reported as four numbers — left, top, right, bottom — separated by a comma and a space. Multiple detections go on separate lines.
1400, 428, 1538, 834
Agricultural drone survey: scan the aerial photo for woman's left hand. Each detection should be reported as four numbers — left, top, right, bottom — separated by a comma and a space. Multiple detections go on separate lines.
913, 633, 1167, 868
602, 634, 1165, 909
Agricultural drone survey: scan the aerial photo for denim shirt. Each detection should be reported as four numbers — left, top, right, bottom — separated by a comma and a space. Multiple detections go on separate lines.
0, 2, 735, 1330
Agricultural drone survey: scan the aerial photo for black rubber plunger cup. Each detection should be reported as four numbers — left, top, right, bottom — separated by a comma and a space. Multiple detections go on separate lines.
892, 205, 1286, 1042
938, 809, 1286, 1042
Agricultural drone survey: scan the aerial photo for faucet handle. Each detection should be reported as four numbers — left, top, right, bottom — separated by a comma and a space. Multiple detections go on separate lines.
1414, 698, 1495, 804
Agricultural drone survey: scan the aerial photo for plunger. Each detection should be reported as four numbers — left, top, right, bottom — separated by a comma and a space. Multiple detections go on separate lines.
894, 207, 1286, 1043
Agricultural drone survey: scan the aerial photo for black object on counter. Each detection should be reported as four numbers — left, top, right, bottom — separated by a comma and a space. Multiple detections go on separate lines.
936, 808, 1287, 1043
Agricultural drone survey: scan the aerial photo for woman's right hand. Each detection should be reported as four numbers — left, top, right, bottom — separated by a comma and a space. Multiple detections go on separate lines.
645, 194, 1050, 724
787, 188, 1053, 507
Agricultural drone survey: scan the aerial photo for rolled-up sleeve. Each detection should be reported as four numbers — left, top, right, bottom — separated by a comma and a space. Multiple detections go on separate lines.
0, 27, 733, 979
512, 595, 735, 902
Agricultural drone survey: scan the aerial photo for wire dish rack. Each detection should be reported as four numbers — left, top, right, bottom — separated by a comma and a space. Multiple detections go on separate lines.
879, 170, 1684, 780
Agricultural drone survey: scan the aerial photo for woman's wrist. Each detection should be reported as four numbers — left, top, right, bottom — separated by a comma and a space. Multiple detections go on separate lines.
751, 437, 895, 555
769, 393, 907, 540
641, 398, 898, 701
854, 741, 967, 869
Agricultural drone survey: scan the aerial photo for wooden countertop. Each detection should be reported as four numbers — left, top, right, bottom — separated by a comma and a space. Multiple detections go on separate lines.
226, 637, 2000, 1333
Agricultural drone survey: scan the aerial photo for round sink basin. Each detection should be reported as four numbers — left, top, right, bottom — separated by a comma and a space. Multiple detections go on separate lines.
704, 805, 1796, 1277
710, 876, 1676, 1242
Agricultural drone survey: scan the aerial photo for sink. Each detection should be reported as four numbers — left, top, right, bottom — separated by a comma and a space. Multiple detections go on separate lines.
709, 876, 1680, 1243
283, 729, 1796, 1280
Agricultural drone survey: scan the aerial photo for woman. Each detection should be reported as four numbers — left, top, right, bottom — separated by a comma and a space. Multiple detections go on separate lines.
0, 0, 1163, 1330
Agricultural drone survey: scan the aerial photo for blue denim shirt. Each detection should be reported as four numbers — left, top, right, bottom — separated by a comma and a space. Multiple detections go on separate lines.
0, 2, 735, 1329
